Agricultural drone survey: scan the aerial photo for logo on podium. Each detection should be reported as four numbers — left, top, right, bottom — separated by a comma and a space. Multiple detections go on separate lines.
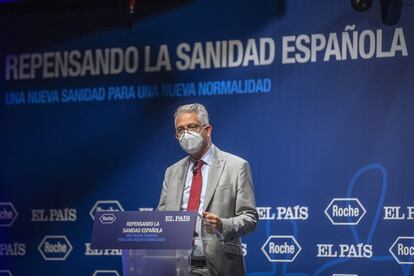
99, 213, 117, 224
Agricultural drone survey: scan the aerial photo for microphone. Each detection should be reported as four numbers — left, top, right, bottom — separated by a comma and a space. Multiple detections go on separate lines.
192, 162, 199, 174
192, 160, 203, 174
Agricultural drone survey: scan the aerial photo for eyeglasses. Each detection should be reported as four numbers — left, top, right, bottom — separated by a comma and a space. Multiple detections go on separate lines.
175, 124, 206, 136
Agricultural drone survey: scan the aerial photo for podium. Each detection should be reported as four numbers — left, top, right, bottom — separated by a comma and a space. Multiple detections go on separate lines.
122, 248, 191, 276
91, 211, 197, 276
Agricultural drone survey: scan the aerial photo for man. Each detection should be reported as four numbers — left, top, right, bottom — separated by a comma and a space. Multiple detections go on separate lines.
157, 103, 258, 276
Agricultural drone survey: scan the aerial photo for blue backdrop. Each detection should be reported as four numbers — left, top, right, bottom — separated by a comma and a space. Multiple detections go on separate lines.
1, 0, 413, 275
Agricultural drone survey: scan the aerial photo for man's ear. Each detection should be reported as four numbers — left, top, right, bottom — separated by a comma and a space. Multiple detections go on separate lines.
206, 125, 212, 138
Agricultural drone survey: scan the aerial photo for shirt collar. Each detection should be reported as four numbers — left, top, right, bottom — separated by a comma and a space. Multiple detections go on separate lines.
201, 144, 213, 167
190, 144, 213, 167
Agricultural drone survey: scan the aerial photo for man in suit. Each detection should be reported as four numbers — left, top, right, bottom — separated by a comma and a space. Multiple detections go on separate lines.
157, 103, 258, 276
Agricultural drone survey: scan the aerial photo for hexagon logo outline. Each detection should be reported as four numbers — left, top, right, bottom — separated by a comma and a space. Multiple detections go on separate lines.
0, 202, 18, 227
389, 236, 414, 264
0, 270, 13, 276
38, 235, 73, 261
89, 200, 124, 220
99, 213, 117, 224
261, 235, 302, 262
92, 270, 120, 276
324, 198, 366, 225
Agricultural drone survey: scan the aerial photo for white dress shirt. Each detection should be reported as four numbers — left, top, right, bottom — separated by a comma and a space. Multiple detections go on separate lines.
181, 144, 214, 256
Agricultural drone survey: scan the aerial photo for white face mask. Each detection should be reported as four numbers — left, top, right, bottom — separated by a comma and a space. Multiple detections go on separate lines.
179, 130, 206, 155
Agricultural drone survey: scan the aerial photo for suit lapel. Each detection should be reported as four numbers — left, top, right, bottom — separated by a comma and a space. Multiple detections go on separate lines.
174, 158, 190, 211
203, 147, 225, 211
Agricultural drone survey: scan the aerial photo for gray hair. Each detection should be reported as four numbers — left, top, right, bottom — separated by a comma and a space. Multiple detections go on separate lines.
174, 103, 210, 126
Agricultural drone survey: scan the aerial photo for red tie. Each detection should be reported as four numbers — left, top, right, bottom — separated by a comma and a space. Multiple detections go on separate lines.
187, 160, 204, 212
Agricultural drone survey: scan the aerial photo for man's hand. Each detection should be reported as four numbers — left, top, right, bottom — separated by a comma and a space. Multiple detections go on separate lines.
202, 212, 223, 232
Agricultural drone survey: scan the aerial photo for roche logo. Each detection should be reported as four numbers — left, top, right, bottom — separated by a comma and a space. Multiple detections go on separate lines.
261, 235, 302, 262
389, 236, 414, 264
0, 202, 18, 227
99, 213, 116, 224
92, 270, 120, 276
90, 200, 124, 220
0, 270, 13, 276
38, 235, 73, 261
324, 198, 366, 225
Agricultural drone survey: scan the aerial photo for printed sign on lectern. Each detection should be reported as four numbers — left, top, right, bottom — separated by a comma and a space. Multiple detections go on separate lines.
91, 211, 197, 250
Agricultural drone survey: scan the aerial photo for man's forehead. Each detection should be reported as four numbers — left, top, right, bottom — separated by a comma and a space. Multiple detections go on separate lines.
176, 112, 200, 125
